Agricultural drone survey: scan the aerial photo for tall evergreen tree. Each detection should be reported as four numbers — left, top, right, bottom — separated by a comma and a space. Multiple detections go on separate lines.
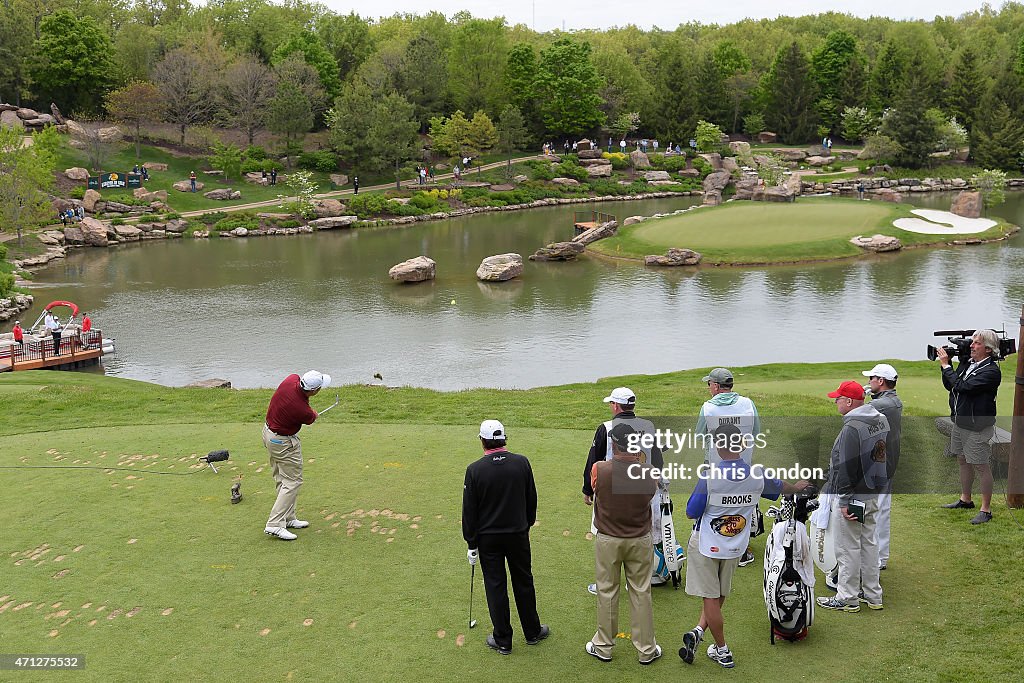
971, 100, 1024, 170
868, 40, 905, 113
947, 46, 983, 130
763, 42, 817, 144
881, 60, 939, 168
811, 30, 859, 133
694, 51, 730, 129
645, 48, 698, 142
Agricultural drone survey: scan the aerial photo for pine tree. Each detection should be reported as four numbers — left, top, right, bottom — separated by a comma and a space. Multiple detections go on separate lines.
947, 47, 983, 130
694, 51, 730, 129
881, 61, 939, 168
763, 42, 817, 144
971, 100, 1024, 170
869, 41, 905, 113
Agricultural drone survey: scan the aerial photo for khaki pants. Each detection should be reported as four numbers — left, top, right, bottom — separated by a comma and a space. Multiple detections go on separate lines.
833, 495, 882, 605
591, 532, 658, 661
262, 424, 303, 528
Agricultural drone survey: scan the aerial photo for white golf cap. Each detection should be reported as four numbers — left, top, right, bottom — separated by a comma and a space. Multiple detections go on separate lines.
299, 370, 331, 391
479, 419, 506, 440
603, 387, 636, 405
862, 363, 898, 381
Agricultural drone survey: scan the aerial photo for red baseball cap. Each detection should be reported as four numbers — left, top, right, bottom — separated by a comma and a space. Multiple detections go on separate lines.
828, 381, 865, 401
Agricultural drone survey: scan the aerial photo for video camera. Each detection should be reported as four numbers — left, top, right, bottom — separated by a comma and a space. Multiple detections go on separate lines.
926, 328, 1016, 363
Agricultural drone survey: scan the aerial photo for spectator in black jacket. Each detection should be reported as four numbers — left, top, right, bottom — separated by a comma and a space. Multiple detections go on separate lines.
938, 329, 1003, 524
462, 420, 549, 655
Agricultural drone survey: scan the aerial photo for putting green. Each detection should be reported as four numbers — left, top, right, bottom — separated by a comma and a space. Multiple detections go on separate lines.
593, 197, 1016, 264
632, 199, 896, 248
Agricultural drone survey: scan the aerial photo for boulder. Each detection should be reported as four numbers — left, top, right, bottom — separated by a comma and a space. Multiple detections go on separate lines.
702, 170, 731, 194
698, 153, 723, 170
329, 173, 350, 187
38, 232, 60, 246
868, 164, 892, 175
202, 169, 224, 176
734, 177, 759, 200
63, 225, 85, 245
0, 110, 23, 128
204, 188, 236, 200
630, 150, 651, 169
643, 170, 672, 182
729, 141, 751, 157
623, 216, 645, 226
758, 184, 797, 202
42, 230, 66, 245
80, 217, 109, 247
644, 248, 703, 267
245, 172, 269, 186
783, 174, 803, 196
721, 157, 739, 173
64, 167, 89, 181
873, 188, 903, 203
113, 225, 143, 241
64, 119, 86, 138
134, 189, 167, 203
850, 234, 903, 252
529, 241, 585, 261
172, 180, 204, 192
513, 174, 529, 183
805, 155, 835, 167
104, 201, 137, 214
950, 191, 982, 219
703, 190, 723, 206
308, 215, 358, 230
97, 126, 122, 143
585, 164, 612, 178
388, 256, 436, 282
186, 378, 232, 389
577, 148, 605, 160
50, 103, 65, 125
164, 218, 189, 233
579, 158, 612, 167
82, 189, 103, 213
15, 107, 37, 120
573, 220, 618, 246
231, 227, 248, 237
678, 168, 701, 178
476, 253, 524, 281
758, 132, 778, 143
577, 138, 594, 150
648, 180, 680, 186
25, 114, 54, 126
778, 149, 807, 162
143, 162, 168, 172
311, 199, 347, 218
551, 177, 580, 186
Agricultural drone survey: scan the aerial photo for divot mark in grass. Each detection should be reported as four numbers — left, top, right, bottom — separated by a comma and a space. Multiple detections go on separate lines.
48, 630, 59, 637
562, 530, 570, 537
324, 513, 336, 521
410, 524, 419, 529
54, 555, 65, 562
386, 538, 395, 543
51, 602, 61, 608
13, 602, 33, 611
331, 522, 340, 528
585, 533, 594, 540
161, 608, 173, 616
54, 610, 69, 618
348, 621, 357, 629
126, 607, 141, 618
437, 629, 446, 639
61, 619, 72, 627
303, 619, 313, 626
0, 601, 15, 613
96, 606, 107, 612
53, 569, 71, 579
128, 539, 138, 544
81, 603, 92, 609
73, 545, 84, 552
259, 628, 271, 636
456, 634, 466, 647
88, 620, 97, 626
413, 516, 422, 522
107, 609, 122, 620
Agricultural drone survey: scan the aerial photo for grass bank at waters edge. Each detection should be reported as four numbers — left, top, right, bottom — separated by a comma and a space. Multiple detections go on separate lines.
2, 360, 1021, 680
589, 197, 1019, 265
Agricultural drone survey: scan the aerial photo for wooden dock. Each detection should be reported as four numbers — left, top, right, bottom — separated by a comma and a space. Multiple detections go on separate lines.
0, 330, 108, 373
573, 210, 616, 236
0, 347, 104, 372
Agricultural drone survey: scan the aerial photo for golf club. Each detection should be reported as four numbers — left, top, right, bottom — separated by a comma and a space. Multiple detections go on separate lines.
319, 393, 340, 416
468, 563, 478, 629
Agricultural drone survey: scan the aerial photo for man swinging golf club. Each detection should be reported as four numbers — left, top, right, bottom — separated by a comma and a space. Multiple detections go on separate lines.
262, 370, 331, 540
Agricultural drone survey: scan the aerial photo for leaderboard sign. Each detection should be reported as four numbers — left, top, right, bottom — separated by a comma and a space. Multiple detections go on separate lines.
87, 172, 142, 190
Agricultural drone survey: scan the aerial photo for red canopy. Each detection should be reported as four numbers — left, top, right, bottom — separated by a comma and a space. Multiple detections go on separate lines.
44, 300, 80, 317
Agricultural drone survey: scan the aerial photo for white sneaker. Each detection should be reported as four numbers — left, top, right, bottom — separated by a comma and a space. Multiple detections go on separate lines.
286, 519, 310, 529
265, 526, 297, 541
587, 583, 597, 595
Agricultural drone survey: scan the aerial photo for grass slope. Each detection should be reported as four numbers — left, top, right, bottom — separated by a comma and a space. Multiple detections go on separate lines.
1, 362, 1021, 681
591, 198, 1017, 264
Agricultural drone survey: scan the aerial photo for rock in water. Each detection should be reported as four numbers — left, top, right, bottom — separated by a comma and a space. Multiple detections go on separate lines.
389, 256, 436, 282
476, 253, 524, 281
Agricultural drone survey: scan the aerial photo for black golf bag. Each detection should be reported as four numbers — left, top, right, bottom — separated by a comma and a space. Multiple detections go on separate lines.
763, 492, 818, 644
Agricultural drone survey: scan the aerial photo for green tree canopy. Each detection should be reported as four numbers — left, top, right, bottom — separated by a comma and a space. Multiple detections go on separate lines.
31, 10, 117, 114
272, 31, 342, 100
533, 38, 605, 138
763, 42, 817, 144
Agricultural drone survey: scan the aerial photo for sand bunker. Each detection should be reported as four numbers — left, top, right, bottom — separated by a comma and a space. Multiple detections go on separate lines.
894, 209, 997, 234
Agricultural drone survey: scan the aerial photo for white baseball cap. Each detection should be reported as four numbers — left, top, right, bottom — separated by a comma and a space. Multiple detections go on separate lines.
862, 363, 898, 381
603, 387, 636, 405
299, 370, 331, 391
479, 419, 506, 440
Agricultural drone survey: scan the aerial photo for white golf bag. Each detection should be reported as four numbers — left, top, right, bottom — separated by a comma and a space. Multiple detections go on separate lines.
763, 493, 817, 644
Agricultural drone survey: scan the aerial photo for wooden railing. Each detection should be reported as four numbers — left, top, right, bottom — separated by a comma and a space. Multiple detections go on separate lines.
1, 330, 104, 369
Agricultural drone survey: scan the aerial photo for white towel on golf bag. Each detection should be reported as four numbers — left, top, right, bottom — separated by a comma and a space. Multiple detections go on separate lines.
809, 493, 834, 530
766, 521, 816, 588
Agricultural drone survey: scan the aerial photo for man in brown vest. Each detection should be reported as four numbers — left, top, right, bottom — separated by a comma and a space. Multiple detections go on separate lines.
586, 423, 662, 665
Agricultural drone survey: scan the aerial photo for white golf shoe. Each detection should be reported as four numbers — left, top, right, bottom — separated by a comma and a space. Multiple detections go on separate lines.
265, 526, 297, 540
286, 519, 310, 529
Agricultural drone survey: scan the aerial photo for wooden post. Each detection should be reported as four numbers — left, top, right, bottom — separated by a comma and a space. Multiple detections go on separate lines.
1009, 304, 1024, 508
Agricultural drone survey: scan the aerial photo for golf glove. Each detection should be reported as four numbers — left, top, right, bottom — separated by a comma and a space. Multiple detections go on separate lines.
467, 549, 478, 566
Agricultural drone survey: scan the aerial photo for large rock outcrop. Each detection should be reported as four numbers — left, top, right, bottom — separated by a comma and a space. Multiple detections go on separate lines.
476, 253, 524, 281
573, 220, 618, 246
850, 234, 902, 252
529, 241, 585, 261
308, 216, 358, 230
950, 191, 982, 219
585, 164, 612, 178
388, 256, 436, 282
630, 150, 651, 169
64, 167, 89, 181
80, 217, 109, 247
82, 189, 103, 213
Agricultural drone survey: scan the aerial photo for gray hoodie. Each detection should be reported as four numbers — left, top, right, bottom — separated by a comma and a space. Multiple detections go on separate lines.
827, 404, 891, 506
869, 389, 903, 479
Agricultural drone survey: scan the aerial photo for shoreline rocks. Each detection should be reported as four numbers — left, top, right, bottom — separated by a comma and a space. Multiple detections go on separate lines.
389, 256, 436, 282
644, 248, 702, 267
529, 241, 585, 261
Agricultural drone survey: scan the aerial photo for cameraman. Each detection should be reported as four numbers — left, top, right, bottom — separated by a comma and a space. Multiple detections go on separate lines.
937, 329, 1003, 525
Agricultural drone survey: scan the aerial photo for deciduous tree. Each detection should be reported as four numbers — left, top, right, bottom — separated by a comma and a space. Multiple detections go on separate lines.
0, 125, 57, 246
105, 81, 167, 159
221, 55, 276, 146
533, 38, 605, 138
153, 47, 218, 146
31, 10, 117, 114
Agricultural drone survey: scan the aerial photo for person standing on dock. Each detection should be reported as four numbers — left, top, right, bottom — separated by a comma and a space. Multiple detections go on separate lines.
262, 370, 331, 541
50, 316, 62, 355
12, 321, 23, 348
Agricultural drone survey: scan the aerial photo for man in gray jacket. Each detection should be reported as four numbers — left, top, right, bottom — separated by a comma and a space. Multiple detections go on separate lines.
817, 381, 890, 613
862, 364, 903, 570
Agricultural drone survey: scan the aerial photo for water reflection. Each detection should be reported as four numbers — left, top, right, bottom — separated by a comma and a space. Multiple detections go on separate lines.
14, 194, 1024, 389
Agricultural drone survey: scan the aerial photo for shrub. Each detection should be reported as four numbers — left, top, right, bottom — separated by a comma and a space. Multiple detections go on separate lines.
695, 119, 724, 152
0, 272, 14, 299
110, 218, 125, 225
527, 160, 556, 181
652, 154, 689, 172
743, 112, 766, 138
602, 152, 630, 170
214, 214, 259, 232
0, 243, 7, 260
196, 211, 229, 225
409, 192, 439, 210
244, 145, 267, 161
298, 150, 339, 173
556, 160, 587, 181
69, 186, 86, 199
348, 193, 390, 217
274, 219, 301, 229
691, 156, 712, 178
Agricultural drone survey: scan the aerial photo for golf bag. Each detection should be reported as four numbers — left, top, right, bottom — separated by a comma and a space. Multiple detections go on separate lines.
763, 492, 819, 644
653, 484, 683, 588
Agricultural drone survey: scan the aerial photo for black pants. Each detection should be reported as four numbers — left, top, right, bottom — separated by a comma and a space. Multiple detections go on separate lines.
478, 532, 542, 649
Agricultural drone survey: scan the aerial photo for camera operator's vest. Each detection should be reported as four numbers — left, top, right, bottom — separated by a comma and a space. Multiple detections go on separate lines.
702, 396, 758, 464
697, 462, 765, 559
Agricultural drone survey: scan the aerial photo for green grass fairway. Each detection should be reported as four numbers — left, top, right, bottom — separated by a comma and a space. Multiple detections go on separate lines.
1, 362, 1021, 680
592, 198, 1017, 264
